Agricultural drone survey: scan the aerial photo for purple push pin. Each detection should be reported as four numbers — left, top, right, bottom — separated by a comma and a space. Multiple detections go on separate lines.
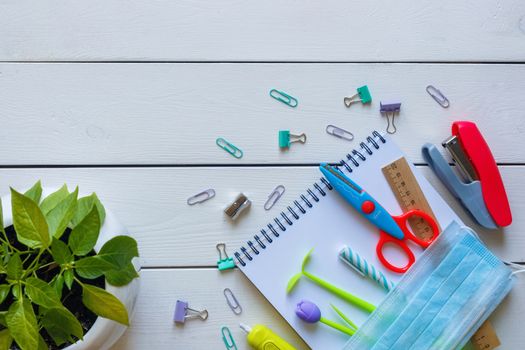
380, 101, 402, 134
295, 300, 356, 336
174, 300, 208, 324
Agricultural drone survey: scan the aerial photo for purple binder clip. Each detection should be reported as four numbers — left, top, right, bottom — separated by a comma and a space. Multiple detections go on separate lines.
174, 300, 208, 324
380, 101, 402, 134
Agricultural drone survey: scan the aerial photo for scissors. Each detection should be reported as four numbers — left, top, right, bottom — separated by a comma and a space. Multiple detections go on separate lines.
320, 163, 440, 273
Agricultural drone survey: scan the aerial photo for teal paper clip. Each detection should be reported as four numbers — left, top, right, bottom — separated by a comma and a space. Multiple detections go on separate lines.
217, 243, 235, 271
221, 326, 238, 350
279, 130, 307, 149
344, 85, 372, 107
216, 138, 243, 159
269, 89, 298, 108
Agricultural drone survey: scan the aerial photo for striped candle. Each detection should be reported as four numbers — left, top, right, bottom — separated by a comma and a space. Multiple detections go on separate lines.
339, 245, 395, 292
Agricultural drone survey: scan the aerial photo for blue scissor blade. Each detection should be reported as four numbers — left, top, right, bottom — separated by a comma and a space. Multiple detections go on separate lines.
320, 164, 405, 240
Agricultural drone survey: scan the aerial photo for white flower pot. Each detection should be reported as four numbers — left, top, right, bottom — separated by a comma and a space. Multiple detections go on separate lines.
1, 188, 140, 350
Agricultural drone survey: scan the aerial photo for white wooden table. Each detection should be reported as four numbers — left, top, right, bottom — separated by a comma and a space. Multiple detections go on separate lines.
1, 1, 525, 349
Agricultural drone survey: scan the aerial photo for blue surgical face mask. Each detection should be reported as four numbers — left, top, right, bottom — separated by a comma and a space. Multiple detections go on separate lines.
344, 221, 514, 350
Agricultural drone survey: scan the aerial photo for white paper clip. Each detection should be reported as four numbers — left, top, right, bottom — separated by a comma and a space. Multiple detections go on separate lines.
264, 185, 286, 210
187, 189, 216, 205
326, 125, 354, 142
223, 288, 242, 315
426, 85, 450, 108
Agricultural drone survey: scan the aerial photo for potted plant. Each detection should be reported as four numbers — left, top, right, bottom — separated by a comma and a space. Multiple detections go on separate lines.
0, 181, 140, 350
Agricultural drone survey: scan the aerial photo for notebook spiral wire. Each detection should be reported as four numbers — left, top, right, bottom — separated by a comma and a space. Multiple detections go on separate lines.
234, 131, 386, 266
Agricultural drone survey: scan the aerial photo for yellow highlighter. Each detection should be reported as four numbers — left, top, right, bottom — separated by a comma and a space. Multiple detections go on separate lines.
240, 323, 297, 350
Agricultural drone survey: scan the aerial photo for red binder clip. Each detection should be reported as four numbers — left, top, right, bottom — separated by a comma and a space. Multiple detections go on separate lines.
424, 121, 511, 228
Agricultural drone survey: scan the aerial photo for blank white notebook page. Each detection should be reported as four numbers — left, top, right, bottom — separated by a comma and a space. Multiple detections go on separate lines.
235, 133, 461, 350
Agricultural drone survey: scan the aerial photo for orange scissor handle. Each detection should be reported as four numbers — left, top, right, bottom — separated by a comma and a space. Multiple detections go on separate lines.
376, 210, 440, 274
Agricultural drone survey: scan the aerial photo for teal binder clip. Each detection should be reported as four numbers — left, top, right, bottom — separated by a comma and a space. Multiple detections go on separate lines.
217, 243, 235, 271
216, 138, 243, 159
279, 130, 307, 149
269, 89, 298, 108
344, 85, 372, 107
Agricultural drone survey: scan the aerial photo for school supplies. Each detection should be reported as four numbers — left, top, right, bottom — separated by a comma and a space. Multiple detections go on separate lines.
422, 121, 512, 228
221, 326, 238, 350
233, 132, 460, 349
279, 130, 306, 149
380, 101, 401, 134
295, 300, 356, 336
173, 300, 208, 324
382, 157, 441, 240
216, 138, 243, 159
344, 222, 514, 350
270, 89, 298, 108
223, 288, 242, 315
240, 323, 297, 350
426, 85, 450, 108
287, 249, 376, 313
217, 243, 236, 271
326, 125, 354, 141
224, 193, 251, 220
344, 85, 372, 107
187, 189, 215, 205
264, 185, 286, 210
339, 246, 394, 292
320, 163, 440, 273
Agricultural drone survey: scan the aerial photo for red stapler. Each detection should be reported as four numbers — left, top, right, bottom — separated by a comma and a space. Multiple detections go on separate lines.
423, 121, 512, 229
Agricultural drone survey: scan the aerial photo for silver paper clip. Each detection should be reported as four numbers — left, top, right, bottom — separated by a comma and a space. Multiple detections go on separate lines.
426, 85, 449, 108
264, 185, 286, 210
326, 125, 354, 141
224, 193, 251, 220
187, 189, 216, 205
223, 288, 242, 315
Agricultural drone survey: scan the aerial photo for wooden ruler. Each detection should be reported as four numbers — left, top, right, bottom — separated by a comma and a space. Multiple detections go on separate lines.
470, 320, 501, 350
382, 157, 441, 240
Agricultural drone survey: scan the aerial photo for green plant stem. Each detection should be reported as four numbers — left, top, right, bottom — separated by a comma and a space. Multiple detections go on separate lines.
23, 249, 45, 278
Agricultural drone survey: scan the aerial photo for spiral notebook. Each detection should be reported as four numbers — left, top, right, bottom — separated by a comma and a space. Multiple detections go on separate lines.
233, 132, 461, 350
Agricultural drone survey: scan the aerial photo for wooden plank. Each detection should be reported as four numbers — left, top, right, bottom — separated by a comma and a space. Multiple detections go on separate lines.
0, 166, 523, 266
1, 1, 525, 62
110, 268, 525, 349
1, 63, 524, 164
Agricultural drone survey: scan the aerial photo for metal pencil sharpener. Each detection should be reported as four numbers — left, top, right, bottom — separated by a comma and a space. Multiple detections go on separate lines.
224, 193, 251, 220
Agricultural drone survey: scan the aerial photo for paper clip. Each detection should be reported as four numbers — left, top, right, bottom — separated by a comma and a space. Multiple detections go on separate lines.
326, 125, 354, 142
216, 138, 243, 159
224, 193, 251, 220
426, 85, 450, 108
279, 130, 307, 149
221, 326, 238, 350
223, 288, 242, 315
187, 189, 216, 205
344, 85, 372, 107
173, 300, 208, 324
217, 243, 236, 271
380, 101, 401, 134
264, 185, 286, 210
269, 89, 298, 108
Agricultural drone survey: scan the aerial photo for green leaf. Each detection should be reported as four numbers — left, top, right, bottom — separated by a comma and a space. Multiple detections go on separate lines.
6, 254, 22, 280
42, 307, 83, 346
0, 311, 7, 327
64, 270, 73, 290
69, 206, 100, 256
37, 335, 47, 350
46, 187, 78, 238
6, 298, 39, 350
82, 284, 129, 325
11, 188, 50, 249
52, 275, 64, 298
50, 239, 73, 265
12, 285, 21, 300
25, 277, 62, 309
98, 236, 139, 269
0, 329, 13, 350
39, 185, 69, 215
105, 262, 139, 287
23, 181, 43, 205
0, 285, 10, 304
71, 193, 106, 227
75, 256, 116, 279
